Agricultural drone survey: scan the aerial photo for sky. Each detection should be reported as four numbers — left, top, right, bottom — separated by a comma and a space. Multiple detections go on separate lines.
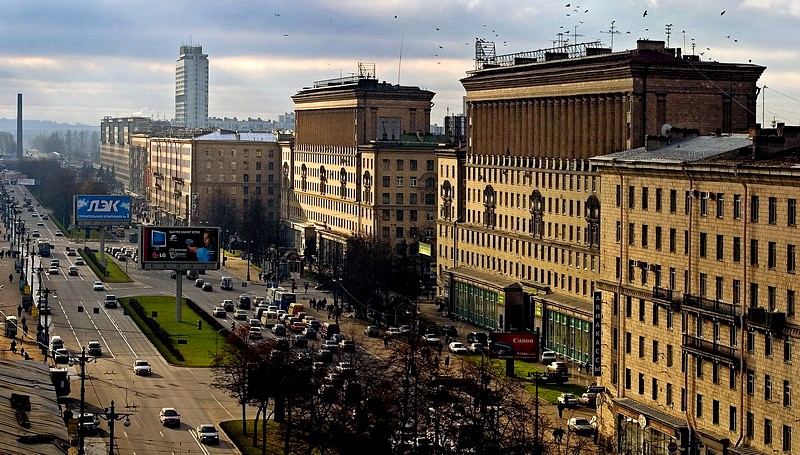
1, 0, 799, 128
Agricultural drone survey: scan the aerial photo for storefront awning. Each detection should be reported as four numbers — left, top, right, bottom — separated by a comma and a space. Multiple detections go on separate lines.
540, 292, 593, 317
448, 267, 519, 290
614, 397, 688, 437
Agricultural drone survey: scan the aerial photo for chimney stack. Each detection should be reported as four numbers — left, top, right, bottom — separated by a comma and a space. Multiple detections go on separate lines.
16, 94, 22, 158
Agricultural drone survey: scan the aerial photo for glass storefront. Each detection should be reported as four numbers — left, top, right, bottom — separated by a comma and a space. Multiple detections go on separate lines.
617, 415, 677, 455
545, 309, 591, 364
453, 281, 499, 330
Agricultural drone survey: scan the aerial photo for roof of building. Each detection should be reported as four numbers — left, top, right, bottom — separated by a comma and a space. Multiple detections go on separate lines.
592, 134, 753, 164
0, 359, 69, 454
195, 131, 277, 142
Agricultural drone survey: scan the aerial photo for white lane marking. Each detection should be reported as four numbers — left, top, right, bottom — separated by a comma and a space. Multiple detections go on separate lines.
184, 368, 236, 419
84, 306, 115, 358
188, 429, 211, 455
100, 305, 138, 356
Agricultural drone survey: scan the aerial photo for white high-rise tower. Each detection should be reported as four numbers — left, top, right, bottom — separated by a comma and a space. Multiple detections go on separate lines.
175, 44, 208, 128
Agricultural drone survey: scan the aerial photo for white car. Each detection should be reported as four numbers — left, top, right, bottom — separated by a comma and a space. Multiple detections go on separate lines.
567, 416, 597, 436
133, 359, 152, 375
196, 424, 219, 445
558, 392, 579, 408
92, 281, 104, 291
159, 407, 180, 427
54, 230, 63, 236
448, 342, 469, 354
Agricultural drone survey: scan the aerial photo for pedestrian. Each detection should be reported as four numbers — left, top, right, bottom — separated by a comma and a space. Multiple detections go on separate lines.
8, 273, 12, 283
19, 347, 24, 358
10, 339, 16, 353
444, 355, 450, 367
557, 402, 564, 418
17, 304, 22, 317
553, 427, 564, 444
383, 336, 389, 348
304, 281, 309, 294
578, 363, 583, 374
21, 316, 26, 327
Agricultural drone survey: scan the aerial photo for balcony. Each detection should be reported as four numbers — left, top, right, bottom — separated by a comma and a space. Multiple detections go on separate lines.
682, 294, 742, 320
653, 286, 681, 309
682, 334, 740, 366
747, 307, 786, 333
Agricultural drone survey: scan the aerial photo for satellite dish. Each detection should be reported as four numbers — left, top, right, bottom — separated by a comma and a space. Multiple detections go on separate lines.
661, 123, 672, 136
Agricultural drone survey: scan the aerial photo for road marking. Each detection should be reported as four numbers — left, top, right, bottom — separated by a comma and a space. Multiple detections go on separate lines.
188, 429, 211, 455
184, 368, 236, 419
84, 305, 115, 358
101, 305, 138, 356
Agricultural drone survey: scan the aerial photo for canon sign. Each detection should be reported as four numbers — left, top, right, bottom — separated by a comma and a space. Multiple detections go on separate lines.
488, 332, 539, 361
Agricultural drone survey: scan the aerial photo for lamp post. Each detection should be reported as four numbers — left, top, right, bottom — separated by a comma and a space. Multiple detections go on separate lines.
215, 327, 227, 357
99, 400, 131, 455
246, 240, 252, 282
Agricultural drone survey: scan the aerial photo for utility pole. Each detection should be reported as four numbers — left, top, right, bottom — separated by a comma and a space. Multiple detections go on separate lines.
78, 346, 87, 455
100, 400, 131, 455
529, 372, 543, 455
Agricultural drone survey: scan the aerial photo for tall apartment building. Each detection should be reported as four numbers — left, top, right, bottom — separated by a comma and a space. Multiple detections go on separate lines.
148, 131, 281, 239
175, 44, 209, 128
280, 66, 436, 273
592, 125, 800, 454
436, 39, 763, 360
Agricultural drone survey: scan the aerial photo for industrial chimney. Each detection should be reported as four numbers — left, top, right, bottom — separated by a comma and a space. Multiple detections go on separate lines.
16, 93, 22, 158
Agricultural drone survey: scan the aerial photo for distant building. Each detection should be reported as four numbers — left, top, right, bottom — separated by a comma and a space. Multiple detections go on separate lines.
175, 45, 209, 128
100, 116, 164, 196
280, 64, 437, 275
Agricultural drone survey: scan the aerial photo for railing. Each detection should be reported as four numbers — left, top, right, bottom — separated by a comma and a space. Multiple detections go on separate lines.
747, 307, 786, 333
682, 294, 742, 318
682, 334, 739, 364
653, 286, 676, 302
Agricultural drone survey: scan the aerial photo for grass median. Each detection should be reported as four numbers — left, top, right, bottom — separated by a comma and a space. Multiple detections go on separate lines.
119, 295, 224, 367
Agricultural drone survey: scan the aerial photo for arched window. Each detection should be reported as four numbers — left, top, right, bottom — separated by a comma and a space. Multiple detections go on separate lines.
529, 190, 544, 238
362, 171, 372, 203
339, 167, 347, 199
483, 185, 497, 228
426, 177, 436, 188
585, 195, 601, 248
300, 163, 307, 191
319, 166, 327, 195
440, 180, 453, 220
282, 162, 290, 188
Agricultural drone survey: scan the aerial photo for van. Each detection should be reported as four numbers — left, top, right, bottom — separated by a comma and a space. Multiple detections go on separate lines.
261, 311, 279, 328
187, 270, 199, 280
49, 335, 64, 352
220, 276, 233, 290
288, 303, 304, 317
321, 323, 340, 339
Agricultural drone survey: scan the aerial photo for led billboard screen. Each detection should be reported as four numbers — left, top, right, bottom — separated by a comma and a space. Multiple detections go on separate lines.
488, 332, 539, 361
139, 226, 220, 271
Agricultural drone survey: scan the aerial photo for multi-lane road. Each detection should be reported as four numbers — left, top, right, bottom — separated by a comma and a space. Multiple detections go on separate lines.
7, 187, 244, 454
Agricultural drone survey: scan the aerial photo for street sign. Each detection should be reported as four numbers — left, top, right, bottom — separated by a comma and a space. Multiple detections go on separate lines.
667, 441, 678, 453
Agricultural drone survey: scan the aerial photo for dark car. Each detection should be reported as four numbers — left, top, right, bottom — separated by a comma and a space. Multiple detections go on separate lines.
467, 332, 489, 345
238, 295, 252, 309
441, 325, 458, 337
202, 282, 213, 292
547, 361, 569, 375
291, 334, 308, 348
579, 385, 607, 408
316, 348, 333, 363
272, 323, 287, 337
364, 325, 380, 337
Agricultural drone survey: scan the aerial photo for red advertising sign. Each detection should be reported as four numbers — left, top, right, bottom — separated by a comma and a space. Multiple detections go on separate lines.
488, 333, 539, 361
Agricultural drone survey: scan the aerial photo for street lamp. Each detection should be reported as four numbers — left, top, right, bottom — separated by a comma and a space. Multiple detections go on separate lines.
246, 240, 252, 282
215, 327, 228, 357
99, 400, 131, 455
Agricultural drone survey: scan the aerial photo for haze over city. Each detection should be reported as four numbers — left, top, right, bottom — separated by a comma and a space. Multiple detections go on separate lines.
1, 0, 798, 126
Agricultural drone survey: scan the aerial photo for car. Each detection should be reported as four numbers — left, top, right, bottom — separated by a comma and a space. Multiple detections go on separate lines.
532, 371, 568, 385
31, 212, 38, 217
202, 282, 213, 292
541, 350, 558, 364
323, 339, 339, 353
237, 294, 252, 309
31, 230, 40, 238
50, 259, 60, 267
213, 306, 227, 318
335, 361, 356, 376
36, 221, 44, 226
66, 249, 76, 256
74, 257, 84, 265
441, 324, 458, 337
195, 278, 204, 287
307, 319, 322, 330
49, 335, 64, 352
235, 309, 247, 320
448, 342, 469, 354
249, 327, 263, 339
567, 417, 597, 436
467, 342, 485, 354
578, 386, 607, 408
104, 294, 118, 308
68, 266, 78, 276
547, 361, 569, 375
303, 327, 317, 339
196, 424, 220, 445
312, 361, 327, 376
557, 392, 579, 408
249, 318, 261, 328
87, 341, 102, 356
364, 325, 380, 337
48, 266, 59, 275
423, 334, 441, 346
324, 371, 345, 387
54, 230, 63, 236
339, 339, 355, 353
222, 299, 235, 311
78, 412, 101, 435
42, 214, 48, 220
386, 327, 403, 338
159, 407, 180, 427
315, 348, 333, 363
133, 359, 152, 375
54, 348, 70, 365
272, 323, 287, 336
291, 334, 308, 347
92, 281, 104, 291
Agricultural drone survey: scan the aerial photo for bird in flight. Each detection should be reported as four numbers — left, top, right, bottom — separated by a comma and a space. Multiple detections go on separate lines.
643, 10, 648, 17
274, 12, 280, 16
721, 10, 726, 15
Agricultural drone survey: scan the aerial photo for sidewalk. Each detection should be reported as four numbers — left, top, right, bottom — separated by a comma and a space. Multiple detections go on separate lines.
0, 233, 45, 363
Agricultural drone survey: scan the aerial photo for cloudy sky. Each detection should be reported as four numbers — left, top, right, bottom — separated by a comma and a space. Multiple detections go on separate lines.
1, 0, 798, 127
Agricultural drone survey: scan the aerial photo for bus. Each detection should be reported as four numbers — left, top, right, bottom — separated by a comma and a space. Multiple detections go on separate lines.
38, 239, 51, 257
268, 289, 296, 311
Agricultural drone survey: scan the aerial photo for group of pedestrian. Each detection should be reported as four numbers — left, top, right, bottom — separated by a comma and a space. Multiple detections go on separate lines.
309, 297, 328, 311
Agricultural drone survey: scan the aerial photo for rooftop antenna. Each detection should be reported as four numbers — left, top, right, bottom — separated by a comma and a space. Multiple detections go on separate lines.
601, 21, 620, 50
665, 24, 673, 47
572, 25, 584, 42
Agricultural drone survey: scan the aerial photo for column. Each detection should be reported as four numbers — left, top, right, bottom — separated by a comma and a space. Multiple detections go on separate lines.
597, 95, 607, 154
567, 98, 576, 159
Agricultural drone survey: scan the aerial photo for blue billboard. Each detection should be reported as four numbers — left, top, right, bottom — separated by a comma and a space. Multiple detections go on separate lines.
74, 195, 132, 224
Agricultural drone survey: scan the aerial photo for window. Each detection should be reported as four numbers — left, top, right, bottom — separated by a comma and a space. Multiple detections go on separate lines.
751, 239, 759, 265
666, 344, 673, 367
625, 368, 631, 389
747, 330, 755, 352
696, 394, 703, 418
769, 286, 777, 311
639, 299, 646, 322
638, 373, 645, 395
628, 186, 635, 208
746, 412, 754, 438
655, 188, 662, 211
784, 425, 792, 452
767, 332, 773, 357
652, 378, 658, 400
699, 233, 707, 257
696, 357, 703, 377
669, 189, 677, 213
685, 191, 692, 215
747, 369, 755, 395
790, 199, 797, 226
396, 210, 404, 221
716, 194, 724, 217
410, 159, 418, 171
615, 185, 621, 207
642, 187, 649, 210
382, 159, 390, 170
765, 418, 773, 445
626, 296, 632, 317
769, 197, 777, 224
712, 399, 720, 424
733, 237, 741, 262
396, 177, 404, 187
652, 303, 659, 326
639, 335, 645, 358
766, 374, 773, 400
382, 176, 390, 187
426, 160, 434, 171
628, 223, 635, 245
666, 383, 673, 406
716, 235, 724, 260
410, 177, 417, 187
652, 340, 659, 362
382, 193, 390, 204
655, 226, 662, 250
789, 289, 796, 317
669, 228, 676, 253
642, 225, 648, 248
784, 380, 792, 407
667, 308, 674, 329
734, 194, 742, 219
382, 210, 390, 221
751, 195, 760, 222
734, 280, 741, 305
730, 406, 737, 431
616, 221, 622, 243
410, 193, 418, 205
700, 195, 708, 216
395, 227, 404, 238
396, 193, 404, 204
396, 159, 404, 171
626, 332, 631, 353
769, 242, 777, 268
790, 245, 797, 273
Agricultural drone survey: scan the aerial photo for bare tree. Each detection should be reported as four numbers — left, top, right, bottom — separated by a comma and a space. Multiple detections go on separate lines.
211, 325, 264, 435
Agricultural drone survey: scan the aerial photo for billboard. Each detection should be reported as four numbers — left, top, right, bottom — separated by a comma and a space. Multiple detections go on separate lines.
488, 333, 539, 361
139, 226, 221, 271
74, 195, 132, 224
